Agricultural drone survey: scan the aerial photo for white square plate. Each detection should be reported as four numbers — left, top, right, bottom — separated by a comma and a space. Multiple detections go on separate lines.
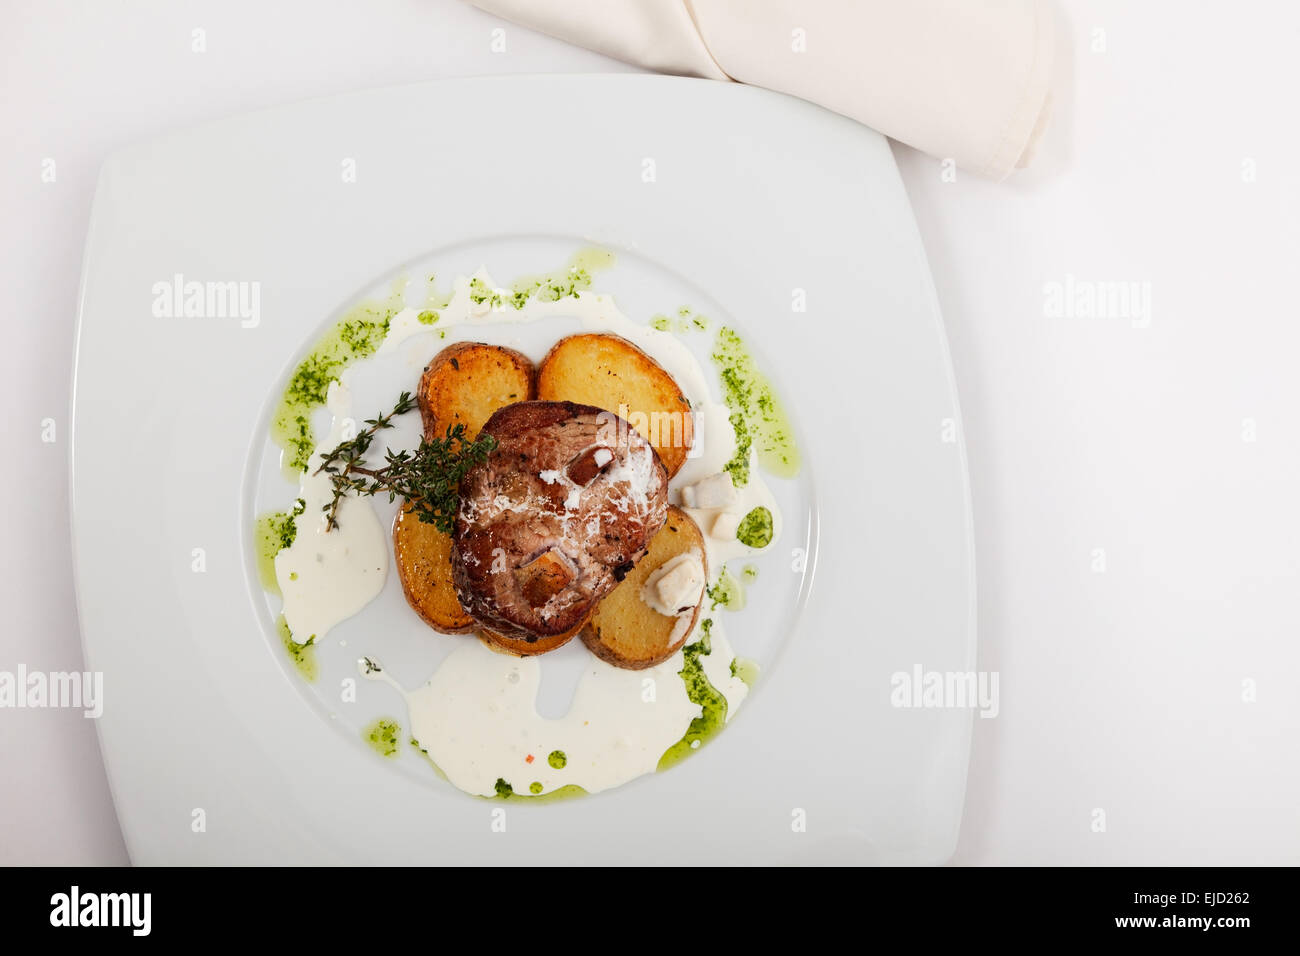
72, 74, 974, 864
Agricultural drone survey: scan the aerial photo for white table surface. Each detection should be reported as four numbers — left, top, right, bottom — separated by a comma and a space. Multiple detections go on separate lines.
3, 0, 1296, 866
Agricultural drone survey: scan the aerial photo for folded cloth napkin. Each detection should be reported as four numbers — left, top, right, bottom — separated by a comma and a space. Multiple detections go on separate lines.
468, 0, 1055, 180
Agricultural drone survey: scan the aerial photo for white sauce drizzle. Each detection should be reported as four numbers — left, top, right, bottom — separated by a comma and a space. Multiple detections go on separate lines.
362, 641, 728, 796
275, 381, 387, 645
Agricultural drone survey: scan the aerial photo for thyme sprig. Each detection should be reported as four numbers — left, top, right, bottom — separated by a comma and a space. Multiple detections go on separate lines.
313, 391, 496, 533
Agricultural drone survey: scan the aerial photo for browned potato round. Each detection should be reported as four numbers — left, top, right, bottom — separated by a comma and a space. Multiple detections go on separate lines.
393, 507, 475, 633
398, 342, 536, 634
419, 342, 535, 441
536, 333, 693, 477
581, 507, 707, 669
478, 615, 588, 658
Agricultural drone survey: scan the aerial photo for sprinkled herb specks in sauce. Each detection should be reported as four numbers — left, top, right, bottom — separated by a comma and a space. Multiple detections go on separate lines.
658, 621, 729, 770
711, 326, 799, 486
491, 778, 586, 803
363, 718, 402, 758
650, 306, 710, 334
737, 506, 775, 549
277, 615, 317, 682
506, 247, 616, 308
253, 500, 304, 597
272, 289, 405, 476
707, 566, 746, 611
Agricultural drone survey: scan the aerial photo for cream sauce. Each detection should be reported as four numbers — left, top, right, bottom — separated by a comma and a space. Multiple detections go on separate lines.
274, 381, 387, 645
361, 633, 745, 797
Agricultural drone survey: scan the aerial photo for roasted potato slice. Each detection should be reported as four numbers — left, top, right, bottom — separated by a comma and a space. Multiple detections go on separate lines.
393, 507, 474, 633
418, 341, 536, 441
479, 615, 588, 657
536, 333, 693, 477
581, 507, 707, 669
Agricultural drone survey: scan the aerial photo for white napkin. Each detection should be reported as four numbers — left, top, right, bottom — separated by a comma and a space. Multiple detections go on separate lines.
469, 0, 1055, 180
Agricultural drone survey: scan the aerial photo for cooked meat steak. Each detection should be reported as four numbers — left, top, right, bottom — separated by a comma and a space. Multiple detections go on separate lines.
451, 401, 669, 643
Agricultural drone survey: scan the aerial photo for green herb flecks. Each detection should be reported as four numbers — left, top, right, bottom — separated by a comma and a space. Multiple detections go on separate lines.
504, 247, 615, 311
469, 277, 504, 308
253, 498, 305, 596
710, 326, 799, 485
277, 615, 317, 682
491, 778, 586, 803
649, 305, 709, 334
363, 718, 401, 758
658, 620, 728, 770
271, 292, 404, 476
736, 506, 774, 549
706, 566, 746, 611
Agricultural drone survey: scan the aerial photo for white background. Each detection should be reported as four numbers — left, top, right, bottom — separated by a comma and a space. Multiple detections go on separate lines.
2, 0, 1296, 865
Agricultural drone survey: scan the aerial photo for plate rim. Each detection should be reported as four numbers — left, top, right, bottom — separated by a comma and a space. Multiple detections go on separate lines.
71, 72, 976, 865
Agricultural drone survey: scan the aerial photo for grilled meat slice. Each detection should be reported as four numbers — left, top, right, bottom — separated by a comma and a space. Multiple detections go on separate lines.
452, 401, 669, 643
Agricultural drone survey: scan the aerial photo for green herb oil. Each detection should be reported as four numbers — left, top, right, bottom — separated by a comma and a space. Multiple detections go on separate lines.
363, 718, 401, 758
271, 290, 405, 477
658, 621, 728, 770
710, 326, 800, 485
276, 614, 317, 682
